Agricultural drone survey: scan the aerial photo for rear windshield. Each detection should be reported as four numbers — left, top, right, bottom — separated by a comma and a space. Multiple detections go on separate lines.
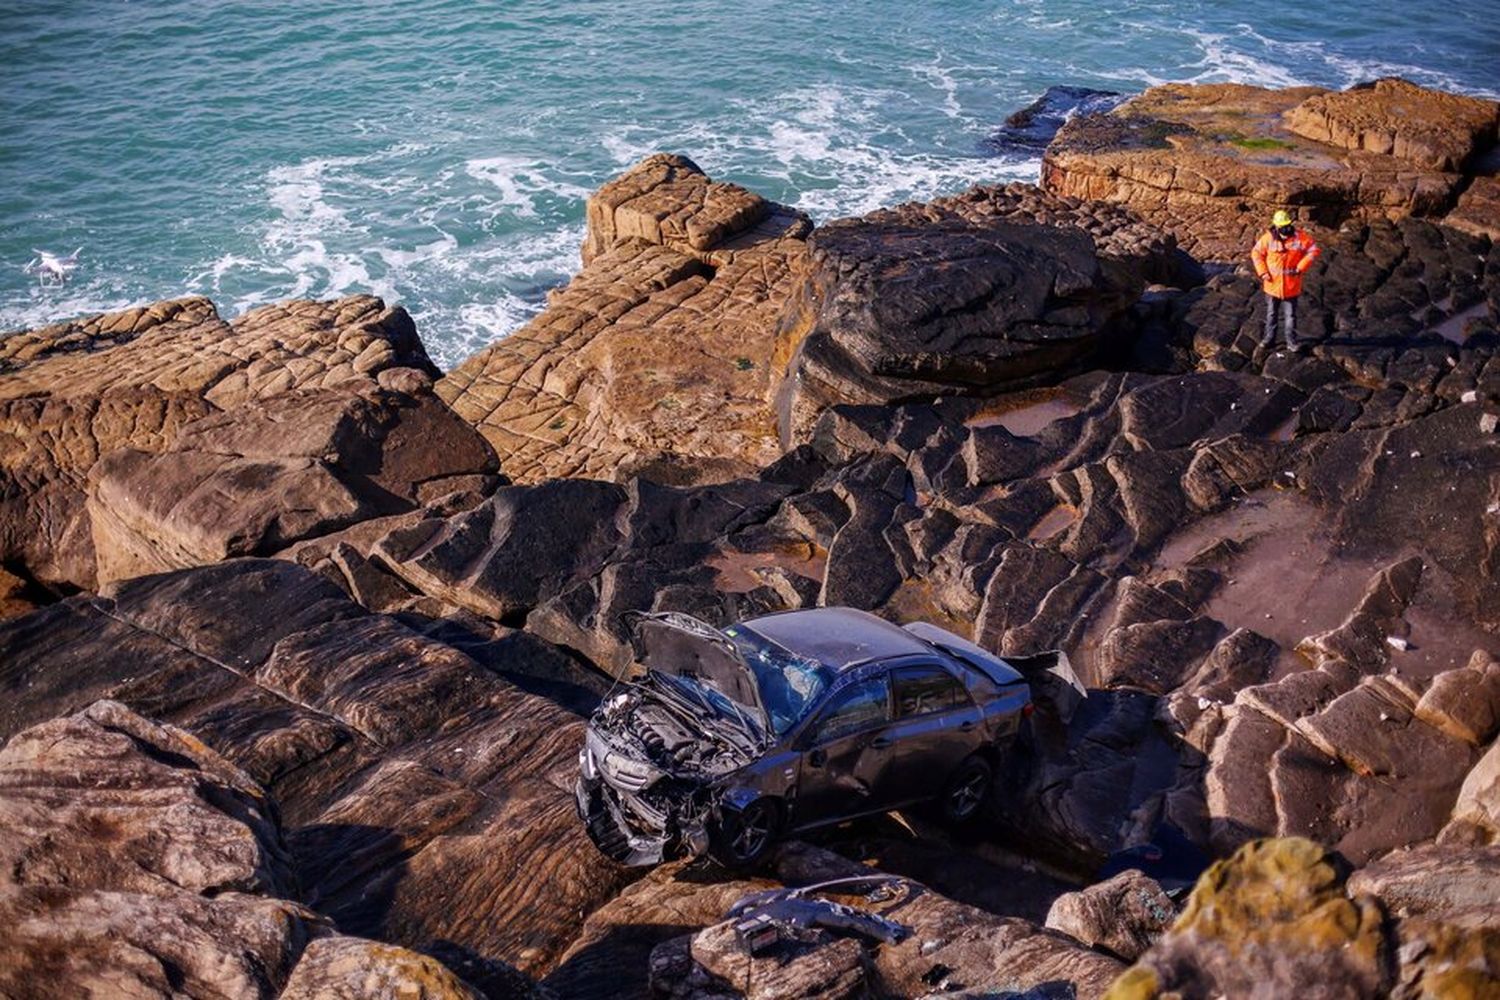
725, 625, 834, 735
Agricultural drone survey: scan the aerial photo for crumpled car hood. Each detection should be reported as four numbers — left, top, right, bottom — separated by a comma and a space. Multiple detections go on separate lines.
629, 611, 769, 736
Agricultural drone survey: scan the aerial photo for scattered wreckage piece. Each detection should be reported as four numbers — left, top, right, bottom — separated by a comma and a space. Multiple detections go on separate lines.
576, 606, 1075, 867
727, 876, 911, 955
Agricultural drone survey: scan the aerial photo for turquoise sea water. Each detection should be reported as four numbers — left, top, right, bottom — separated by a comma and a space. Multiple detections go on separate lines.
3, 1, 1497, 367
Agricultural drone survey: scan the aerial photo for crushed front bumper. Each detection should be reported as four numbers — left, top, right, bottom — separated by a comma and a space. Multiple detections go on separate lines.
575, 762, 711, 868
575, 772, 670, 867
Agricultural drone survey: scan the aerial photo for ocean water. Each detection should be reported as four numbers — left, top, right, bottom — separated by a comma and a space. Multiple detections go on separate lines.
3, 1, 1497, 368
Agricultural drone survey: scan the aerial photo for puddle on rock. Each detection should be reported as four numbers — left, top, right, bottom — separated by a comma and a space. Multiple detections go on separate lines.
1028, 504, 1079, 541
1429, 301, 1489, 345
966, 388, 1083, 437
707, 543, 826, 594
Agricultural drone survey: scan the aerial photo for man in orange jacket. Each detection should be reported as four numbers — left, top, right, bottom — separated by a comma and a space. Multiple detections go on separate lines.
1252, 209, 1321, 352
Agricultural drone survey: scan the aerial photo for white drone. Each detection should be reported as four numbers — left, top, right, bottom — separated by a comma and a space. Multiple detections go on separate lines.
23, 247, 82, 286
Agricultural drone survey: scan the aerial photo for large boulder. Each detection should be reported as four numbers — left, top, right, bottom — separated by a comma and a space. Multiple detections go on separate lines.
438, 154, 812, 485
1444, 738, 1500, 845
85, 383, 495, 586
1045, 869, 1177, 961
1106, 838, 1387, 999
0, 295, 440, 592
776, 185, 1170, 444
278, 937, 494, 1000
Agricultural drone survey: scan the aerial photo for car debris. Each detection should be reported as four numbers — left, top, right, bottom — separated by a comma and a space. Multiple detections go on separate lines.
576, 607, 1077, 867
726, 876, 910, 955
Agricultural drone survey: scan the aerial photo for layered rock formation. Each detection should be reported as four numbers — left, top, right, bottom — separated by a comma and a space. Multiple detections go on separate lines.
0, 700, 521, 999
775, 183, 1178, 442
437, 154, 812, 485
0, 295, 452, 593
2, 75, 1499, 999
1044, 77, 1500, 256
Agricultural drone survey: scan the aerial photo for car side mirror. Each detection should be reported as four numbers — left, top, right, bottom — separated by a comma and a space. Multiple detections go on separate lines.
807, 747, 827, 768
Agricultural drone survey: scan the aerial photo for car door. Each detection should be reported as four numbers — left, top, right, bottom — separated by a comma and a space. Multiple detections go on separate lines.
788, 673, 897, 830
881, 659, 986, 807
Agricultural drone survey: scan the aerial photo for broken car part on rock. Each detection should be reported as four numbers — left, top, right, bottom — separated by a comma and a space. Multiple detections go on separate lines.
727, 876, 911, 954
576, 606, 1078, 867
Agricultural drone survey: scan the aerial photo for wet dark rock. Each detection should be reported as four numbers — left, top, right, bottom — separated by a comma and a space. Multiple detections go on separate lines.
1000, 689, 1180, 870
985, 86, 1127, 155
776, 186, 1174, 444
781, 217, 1130, 444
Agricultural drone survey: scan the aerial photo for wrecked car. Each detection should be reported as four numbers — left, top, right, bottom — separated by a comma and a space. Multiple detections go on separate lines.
576, 606, 1079, 867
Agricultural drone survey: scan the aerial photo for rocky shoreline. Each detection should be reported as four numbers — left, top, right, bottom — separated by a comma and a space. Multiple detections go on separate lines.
2, 77, 1498, 999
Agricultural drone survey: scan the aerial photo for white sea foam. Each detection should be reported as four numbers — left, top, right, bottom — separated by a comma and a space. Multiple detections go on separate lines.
678, 83, 1039, 222
464, 155, 592, 219
0, 284, 153, 335
1176, 27, 1315, 88
908, 57, 966, 121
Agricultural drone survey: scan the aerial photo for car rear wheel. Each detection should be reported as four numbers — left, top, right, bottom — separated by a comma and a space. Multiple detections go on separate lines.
941, 756, 992, 824
710, 798, 780, 868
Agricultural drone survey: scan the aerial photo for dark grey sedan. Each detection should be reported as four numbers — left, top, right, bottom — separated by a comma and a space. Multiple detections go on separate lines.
575, 607, 1077, 867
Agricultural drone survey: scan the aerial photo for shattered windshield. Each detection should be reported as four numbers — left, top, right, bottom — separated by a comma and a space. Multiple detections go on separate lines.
724, 626, 834, 735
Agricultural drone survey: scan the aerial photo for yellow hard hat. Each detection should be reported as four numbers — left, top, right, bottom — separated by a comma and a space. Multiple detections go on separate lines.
1271, 209, 1293, 228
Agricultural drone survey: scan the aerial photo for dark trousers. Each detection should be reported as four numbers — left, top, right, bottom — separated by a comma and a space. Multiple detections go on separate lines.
1262, 294, 1298, 347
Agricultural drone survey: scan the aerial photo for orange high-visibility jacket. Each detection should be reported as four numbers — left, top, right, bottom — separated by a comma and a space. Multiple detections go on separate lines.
1252, 227, 1321, 299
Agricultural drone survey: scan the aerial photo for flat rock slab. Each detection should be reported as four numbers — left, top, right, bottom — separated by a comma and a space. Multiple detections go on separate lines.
1347, 843, 1500, 928
1044, 79, 1499, 258
1285, 77, 1500, 172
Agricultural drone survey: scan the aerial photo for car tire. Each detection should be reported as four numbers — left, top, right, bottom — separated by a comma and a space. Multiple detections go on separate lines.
940, 755, 992, 825
710, 798, 780, 868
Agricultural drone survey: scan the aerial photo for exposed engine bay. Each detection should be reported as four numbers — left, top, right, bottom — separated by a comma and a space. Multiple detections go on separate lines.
577, 678, 758, 866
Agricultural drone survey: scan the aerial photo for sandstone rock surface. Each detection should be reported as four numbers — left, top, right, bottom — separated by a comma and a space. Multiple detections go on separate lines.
3, 80, 1500, 997
0, 295, 442, 592
1045, 869, 1176, 960
1044, 79, 1500, 258
0, 559, 631, 984
438, 154, 811, 485
0, 699, 514, 1000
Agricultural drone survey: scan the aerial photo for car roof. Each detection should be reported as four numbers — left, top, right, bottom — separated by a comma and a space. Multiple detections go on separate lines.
740, 607, 937, 673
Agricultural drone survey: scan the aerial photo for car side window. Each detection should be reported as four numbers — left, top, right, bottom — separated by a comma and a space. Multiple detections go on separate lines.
811, 676, 889, 743
892, 664, 969, 718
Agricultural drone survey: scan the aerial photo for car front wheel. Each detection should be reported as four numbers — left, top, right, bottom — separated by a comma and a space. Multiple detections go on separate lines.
941, 755, 992, 824
710, 798, 780, 868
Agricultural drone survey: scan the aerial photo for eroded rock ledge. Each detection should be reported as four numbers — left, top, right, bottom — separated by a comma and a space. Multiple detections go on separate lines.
1, 75, 1498, 1000
1044, 77, 1500, 257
